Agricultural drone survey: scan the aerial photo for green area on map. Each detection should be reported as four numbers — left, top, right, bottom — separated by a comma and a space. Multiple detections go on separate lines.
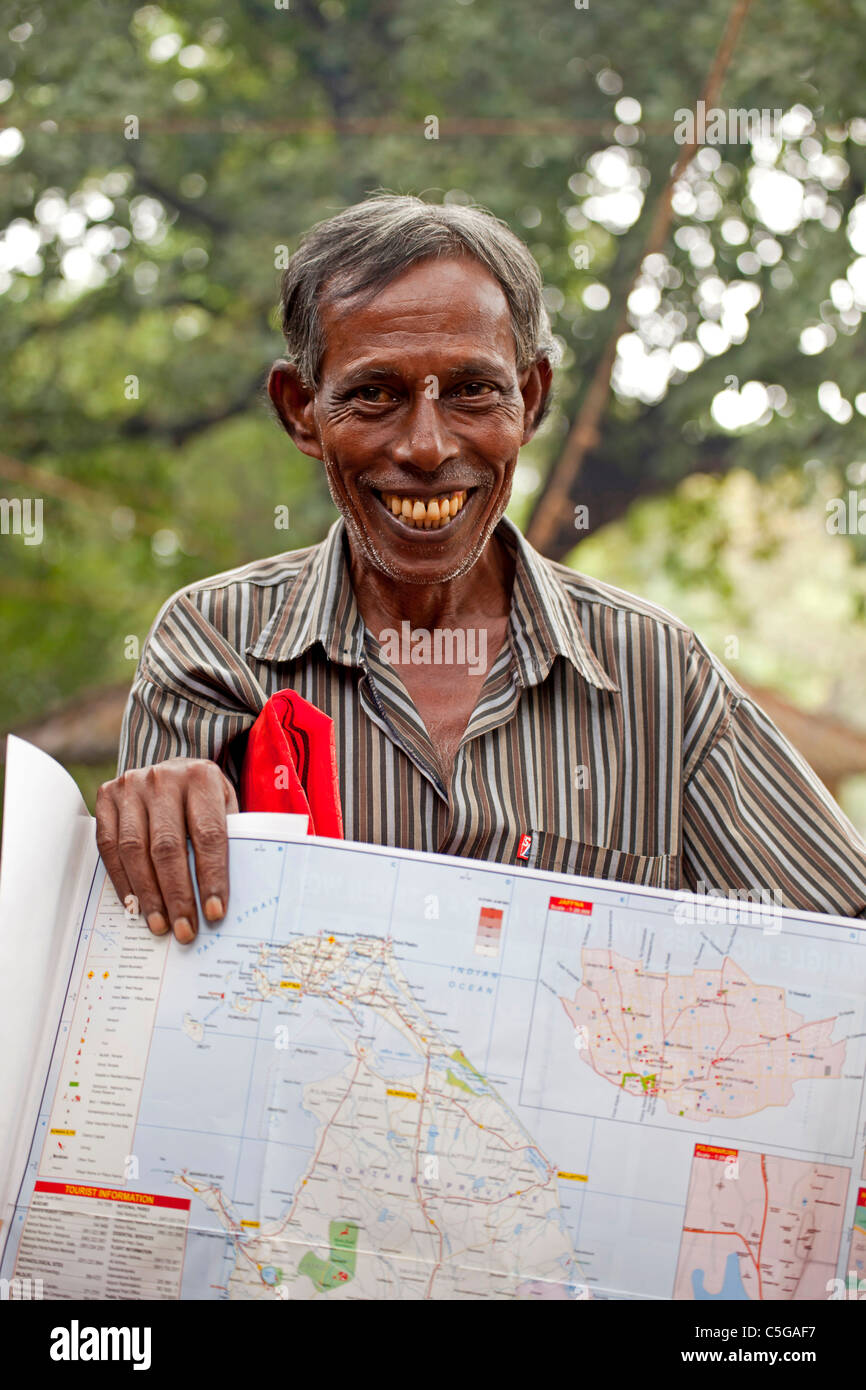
298, 1221, 359, 1292
621, 1071, 658, 1092
446, 1067, 474, 1093
450, 1048, 483, 1078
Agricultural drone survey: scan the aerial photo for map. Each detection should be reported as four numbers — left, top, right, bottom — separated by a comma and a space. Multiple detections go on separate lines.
174, 930, 581, 1298
674, 1144, 849, 1300
559, 948, 845, 1122
842, 1152, 866, 1297
4, 830, 866, 1300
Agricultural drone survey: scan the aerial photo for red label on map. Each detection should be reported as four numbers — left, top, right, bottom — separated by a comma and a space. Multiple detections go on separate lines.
694, 1144, 738, 1162
33, 1180, 191, 1210
549, 897, 592, 915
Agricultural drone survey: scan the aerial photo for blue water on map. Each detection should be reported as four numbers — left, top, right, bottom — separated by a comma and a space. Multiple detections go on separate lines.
691, 1252, 750, 1300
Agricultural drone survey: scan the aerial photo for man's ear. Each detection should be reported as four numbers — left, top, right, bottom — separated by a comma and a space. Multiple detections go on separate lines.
518, 356, 554, 443
267, 359, 323, 461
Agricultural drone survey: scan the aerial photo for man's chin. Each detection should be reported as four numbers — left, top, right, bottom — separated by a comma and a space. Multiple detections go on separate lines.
343, 490, 505, 585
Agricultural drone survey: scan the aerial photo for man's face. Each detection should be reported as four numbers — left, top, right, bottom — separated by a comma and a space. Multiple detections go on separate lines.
271, 256, 549, 586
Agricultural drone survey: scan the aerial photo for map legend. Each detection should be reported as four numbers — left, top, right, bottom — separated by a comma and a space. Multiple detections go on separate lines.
40, 882, 169, 1183
13, 1181, 190, 1299
474, 906, 503, 957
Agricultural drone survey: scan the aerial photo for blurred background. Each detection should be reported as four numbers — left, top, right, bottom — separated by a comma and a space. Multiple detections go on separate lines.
2, 0, 866, 829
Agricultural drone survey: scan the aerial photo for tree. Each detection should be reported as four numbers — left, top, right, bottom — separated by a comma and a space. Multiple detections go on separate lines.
1, 0, 865, 749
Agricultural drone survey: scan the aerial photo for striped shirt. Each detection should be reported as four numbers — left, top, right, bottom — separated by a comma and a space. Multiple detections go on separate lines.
118, 514, 866, 916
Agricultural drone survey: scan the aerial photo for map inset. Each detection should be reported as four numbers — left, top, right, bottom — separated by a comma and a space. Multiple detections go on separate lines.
561, 948, 845, 1122
674, 1144, 849, 1300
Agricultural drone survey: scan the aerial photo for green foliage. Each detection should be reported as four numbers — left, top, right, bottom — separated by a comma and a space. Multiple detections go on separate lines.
1, 0, 866, 739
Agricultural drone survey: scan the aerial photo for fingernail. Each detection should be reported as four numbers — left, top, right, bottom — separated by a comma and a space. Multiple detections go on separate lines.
204, 896, 224, 922
174, 916, 195, 943
147, 912, 169, 935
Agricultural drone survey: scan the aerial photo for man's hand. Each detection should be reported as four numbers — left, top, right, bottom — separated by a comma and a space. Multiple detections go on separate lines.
95, 758, 238, 943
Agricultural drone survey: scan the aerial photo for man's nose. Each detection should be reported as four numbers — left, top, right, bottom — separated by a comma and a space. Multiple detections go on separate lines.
391, 392, 459, 473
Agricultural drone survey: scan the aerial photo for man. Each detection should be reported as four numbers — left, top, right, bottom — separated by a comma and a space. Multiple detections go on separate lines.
96, 194, 866, 941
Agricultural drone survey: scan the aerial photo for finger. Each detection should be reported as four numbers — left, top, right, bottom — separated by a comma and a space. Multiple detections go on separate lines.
95, 790, 136, 910
114, 792, 170, 936
185, 769, 232, 923
146, 782, 199, 944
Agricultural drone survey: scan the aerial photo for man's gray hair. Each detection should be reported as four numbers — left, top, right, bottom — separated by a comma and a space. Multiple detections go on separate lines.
278, 193, 560, 386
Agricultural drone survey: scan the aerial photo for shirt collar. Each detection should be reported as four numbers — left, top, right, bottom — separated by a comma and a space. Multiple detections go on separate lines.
247, 518, 364, 666
497, 515, 618, 692
248, 513, 618, 693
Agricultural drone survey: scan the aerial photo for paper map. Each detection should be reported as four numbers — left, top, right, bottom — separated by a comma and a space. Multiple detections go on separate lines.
4, 826, 866, 1300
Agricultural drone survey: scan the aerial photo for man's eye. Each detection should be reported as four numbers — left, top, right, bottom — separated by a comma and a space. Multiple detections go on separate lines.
453, 382, 493, 398
355, 386, 396, 403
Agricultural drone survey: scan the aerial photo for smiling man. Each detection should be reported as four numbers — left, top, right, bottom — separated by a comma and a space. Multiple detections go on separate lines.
96, 194, 866, 941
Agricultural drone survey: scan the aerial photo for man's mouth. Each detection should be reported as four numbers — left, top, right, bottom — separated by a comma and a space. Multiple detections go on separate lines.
374, 488, 469, 530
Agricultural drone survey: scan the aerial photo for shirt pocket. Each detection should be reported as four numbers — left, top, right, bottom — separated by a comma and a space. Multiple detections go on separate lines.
522, 829, 679, 890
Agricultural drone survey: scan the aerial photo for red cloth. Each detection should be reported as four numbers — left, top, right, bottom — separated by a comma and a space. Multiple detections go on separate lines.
239, 689, 344, 838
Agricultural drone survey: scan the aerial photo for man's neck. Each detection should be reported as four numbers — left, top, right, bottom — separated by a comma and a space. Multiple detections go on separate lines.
347, 525, 516, 639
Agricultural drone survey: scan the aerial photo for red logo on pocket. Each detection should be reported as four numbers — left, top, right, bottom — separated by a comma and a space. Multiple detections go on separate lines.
516, 832, 533, 861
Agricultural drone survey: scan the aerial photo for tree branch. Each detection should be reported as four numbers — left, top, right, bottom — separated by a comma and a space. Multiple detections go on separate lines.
127, 155, 230, 236
527, 0, 756, 554
119, 374, 266, 446
541, 430, 737, 562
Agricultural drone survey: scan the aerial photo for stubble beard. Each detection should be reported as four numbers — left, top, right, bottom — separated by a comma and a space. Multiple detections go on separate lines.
321, 448, 512, 586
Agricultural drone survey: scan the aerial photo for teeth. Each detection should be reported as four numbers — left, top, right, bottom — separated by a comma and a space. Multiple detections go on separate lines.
380, 490, 468, 529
